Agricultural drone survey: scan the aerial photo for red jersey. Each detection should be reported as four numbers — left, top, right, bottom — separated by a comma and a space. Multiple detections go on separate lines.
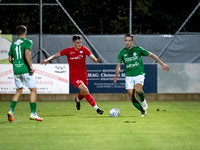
60, 46, 92, 78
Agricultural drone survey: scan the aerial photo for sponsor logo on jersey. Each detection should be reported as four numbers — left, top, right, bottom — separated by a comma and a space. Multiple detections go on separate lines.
14, 39, 23, 45
70, 55, 83, 60
126, 62, 139, 68
70, 52, 75, 54
124, 52, 138, 62
133, 52, 137, 56
125, 57, 138, 62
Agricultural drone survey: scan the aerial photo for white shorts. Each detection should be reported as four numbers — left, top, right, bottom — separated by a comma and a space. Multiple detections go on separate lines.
14, 73, 36, 89
125, 75, 145, 90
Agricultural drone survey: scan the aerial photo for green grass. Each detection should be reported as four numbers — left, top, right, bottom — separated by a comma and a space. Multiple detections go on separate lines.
1, 34, 12, 42
0, 59, 10, 64
0, 101, 200, 150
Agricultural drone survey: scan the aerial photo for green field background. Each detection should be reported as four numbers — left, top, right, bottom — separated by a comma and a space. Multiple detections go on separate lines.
0, 101, 200, 150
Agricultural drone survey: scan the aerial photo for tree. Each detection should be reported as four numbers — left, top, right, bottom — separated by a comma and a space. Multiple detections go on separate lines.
0, 0, 199, 34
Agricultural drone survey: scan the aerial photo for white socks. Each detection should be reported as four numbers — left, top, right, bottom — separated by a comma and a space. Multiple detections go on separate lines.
93, 105, 99, 110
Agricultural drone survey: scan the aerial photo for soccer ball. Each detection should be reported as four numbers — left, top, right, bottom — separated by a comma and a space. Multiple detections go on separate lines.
110, 108, 120, 117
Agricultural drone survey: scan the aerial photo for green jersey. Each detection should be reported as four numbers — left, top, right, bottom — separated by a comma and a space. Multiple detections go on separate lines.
117, 46, 149, 77
8, 38, 33, 75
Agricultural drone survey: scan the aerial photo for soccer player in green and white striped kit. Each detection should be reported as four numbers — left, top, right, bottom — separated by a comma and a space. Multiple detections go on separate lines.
114, 34, 169, 117
7, 25, 43, 122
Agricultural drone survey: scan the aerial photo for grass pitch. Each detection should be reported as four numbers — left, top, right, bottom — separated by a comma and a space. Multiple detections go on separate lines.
0, 101, 200, 150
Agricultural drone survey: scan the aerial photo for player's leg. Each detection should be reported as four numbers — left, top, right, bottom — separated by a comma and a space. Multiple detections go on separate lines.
126, 76, 142, 110
135, 84, 148, 109
78, 83, 104, 115
29, 88, 42, 121
132, 89, 147, 117
7, 88, 23, 123
75, 90, 85, 110
126, 76, 146, 116
127, 89, 144, 112
76, 77, 89, 103
29, 88, 37, 114
70, 78, 84, 110
135, 84, 145, 101
77, 92, 85, 101
7, 75, 24, 123
24, 73, 43, 121
135, 75, 148, 111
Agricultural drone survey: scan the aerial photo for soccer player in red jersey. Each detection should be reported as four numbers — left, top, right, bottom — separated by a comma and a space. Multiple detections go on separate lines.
41, 35, 104, 115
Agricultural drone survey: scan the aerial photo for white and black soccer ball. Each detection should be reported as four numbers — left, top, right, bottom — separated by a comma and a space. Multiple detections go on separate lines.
110, 108, 120, 117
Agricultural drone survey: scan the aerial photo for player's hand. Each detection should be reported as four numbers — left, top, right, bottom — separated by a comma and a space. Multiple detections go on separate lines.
29, 66, 35, 75
113, 75, 118, 83
161, 63, 169, 71
40, 59, 49, 65
95, 57, 101, 63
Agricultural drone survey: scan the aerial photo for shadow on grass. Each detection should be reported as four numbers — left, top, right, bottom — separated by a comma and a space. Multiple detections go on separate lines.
82, 115, 137, 118
0, 121, 8, 124
44, 114, 76, 117
123, 121, 136, 123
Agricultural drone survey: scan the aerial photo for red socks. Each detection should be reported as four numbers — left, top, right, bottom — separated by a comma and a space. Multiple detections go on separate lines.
77, 93, 96, 107
85, 94, 96, 107
78, 93, 85, 101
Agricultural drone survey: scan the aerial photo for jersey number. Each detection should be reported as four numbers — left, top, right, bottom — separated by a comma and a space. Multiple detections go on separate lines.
15, 45, 22, 59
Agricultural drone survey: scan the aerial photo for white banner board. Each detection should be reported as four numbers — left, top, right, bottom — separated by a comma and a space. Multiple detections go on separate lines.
158, 63, 200, 93
0, 64, 69, 94
0, 35, 11, 60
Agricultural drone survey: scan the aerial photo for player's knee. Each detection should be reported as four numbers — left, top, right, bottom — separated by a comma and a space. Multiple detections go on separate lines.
16, 88, 23, 95
135, 88, 142, 94
82, 88, 89, 95
30, 88, 37, 93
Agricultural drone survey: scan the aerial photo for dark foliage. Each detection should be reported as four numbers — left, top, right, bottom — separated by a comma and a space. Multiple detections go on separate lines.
0, 0, 199, 34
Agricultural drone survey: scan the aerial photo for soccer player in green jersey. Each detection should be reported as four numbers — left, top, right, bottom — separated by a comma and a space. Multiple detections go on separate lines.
114, 34, 169, 117
7, 25, 43, 122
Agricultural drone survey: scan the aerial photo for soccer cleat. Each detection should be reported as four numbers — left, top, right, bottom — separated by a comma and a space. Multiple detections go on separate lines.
97, 108, 104, 115
141, 110, 147, 117
30, 113, 43, 121
7, 112, 14, 123
141, 99, 148, 111
75, 97, 80, 110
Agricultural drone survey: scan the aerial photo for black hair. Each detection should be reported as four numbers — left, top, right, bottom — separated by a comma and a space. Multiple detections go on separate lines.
72, 35, 81, 42
16, 25, 27, 35
124, 34, 134, 40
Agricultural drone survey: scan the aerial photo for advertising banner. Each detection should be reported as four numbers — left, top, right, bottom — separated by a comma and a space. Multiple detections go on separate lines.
70, 64, 157, 93
0, 64, 69, 94
0, 35, 12, 63
158, 63, 200, 93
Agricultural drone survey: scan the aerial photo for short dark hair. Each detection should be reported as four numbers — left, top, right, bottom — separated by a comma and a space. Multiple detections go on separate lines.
124, 34, 134, 40
16, 25, 27, 35
72, 35, 81, 42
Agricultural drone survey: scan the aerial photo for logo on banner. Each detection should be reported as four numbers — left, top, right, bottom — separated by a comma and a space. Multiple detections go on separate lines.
54, 66, 66, 73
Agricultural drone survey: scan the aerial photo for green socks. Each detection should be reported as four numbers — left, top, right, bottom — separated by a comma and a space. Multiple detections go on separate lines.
9, 100, 17, 112
30, 102, 36, 113
138, 91, 145, 102
132, 98, 144, 112
9, 101, 37, 113
132, 89, 144, 112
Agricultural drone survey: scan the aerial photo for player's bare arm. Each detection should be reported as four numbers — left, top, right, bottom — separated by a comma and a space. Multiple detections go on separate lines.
89, 54, 101, 63
149, 52, 170, 71
114, 63, 121, 83
8, 56, 13, 64
25, 49, 35, 73
40, 52, 61, 65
